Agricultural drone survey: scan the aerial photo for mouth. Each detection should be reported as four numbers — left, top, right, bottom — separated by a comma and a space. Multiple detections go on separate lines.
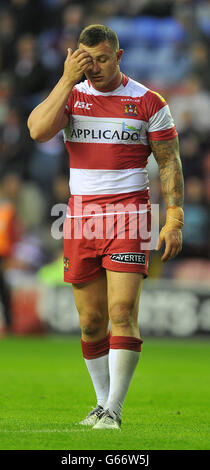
92, 76, 104, 80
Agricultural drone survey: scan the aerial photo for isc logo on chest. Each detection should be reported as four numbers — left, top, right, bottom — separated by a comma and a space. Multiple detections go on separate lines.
74, 100, 93, 110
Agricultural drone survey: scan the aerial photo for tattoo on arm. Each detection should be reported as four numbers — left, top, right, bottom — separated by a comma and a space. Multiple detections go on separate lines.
149, 136, 184, 207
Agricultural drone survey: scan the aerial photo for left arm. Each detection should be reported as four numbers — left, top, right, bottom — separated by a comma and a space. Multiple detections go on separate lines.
149, 136, 184, 261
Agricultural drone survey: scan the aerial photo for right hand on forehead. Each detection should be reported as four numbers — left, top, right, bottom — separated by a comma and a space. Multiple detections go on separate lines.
63, 48, 93, 84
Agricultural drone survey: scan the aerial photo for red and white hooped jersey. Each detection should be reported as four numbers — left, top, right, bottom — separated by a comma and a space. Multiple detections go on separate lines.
64, 74, 177, 200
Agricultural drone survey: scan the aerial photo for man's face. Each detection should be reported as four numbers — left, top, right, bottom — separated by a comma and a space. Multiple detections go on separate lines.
79, 41, 123, 91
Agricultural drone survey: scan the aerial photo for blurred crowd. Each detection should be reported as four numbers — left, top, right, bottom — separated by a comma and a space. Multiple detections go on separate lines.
0, 0, 210, 299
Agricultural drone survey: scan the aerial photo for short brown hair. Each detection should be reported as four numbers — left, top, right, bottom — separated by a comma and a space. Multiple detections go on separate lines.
78, 24, 119, 51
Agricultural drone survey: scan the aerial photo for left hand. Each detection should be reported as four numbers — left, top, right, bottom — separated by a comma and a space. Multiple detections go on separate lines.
156, 229, 182, 262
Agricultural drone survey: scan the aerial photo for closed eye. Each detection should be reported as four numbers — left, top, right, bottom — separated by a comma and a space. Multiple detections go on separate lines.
97, 56, 108, 63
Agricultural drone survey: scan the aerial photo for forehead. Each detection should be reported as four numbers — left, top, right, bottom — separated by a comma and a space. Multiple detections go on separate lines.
79, 41, 115, 57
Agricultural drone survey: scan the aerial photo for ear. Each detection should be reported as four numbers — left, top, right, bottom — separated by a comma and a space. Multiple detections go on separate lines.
116, 49, 124, 64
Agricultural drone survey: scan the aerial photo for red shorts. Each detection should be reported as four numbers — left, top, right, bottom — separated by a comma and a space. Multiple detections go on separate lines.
63, 191, 151, 284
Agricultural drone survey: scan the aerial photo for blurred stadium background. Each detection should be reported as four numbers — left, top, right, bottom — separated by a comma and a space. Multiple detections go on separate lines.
0, 0, 210, 339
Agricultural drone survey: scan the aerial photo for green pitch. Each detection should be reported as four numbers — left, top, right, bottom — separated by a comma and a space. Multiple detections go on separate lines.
0, 335, 210, 450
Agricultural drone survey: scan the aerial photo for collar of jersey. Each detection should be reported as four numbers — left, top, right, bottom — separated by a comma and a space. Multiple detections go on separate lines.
87, 74, 129, 95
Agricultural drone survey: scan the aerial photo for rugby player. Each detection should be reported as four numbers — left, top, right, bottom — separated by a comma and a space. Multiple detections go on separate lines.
27, 25, 184, 429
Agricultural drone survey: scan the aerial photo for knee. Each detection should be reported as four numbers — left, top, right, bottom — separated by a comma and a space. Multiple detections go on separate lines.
109, 301, 136, 329
79, 307, 107, 338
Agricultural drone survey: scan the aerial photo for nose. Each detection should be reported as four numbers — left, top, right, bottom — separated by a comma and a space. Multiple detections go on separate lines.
91, 60, 101, 74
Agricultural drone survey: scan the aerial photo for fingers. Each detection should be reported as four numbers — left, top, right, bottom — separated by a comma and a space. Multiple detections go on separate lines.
156, 230, 182, 262
78, 51, 92, 61
64, 48, 93, 82
66, 49, 93, 71
161, 245, 179, 262
65, 48, 92, 64
78, 56, 93, 68
71, 49, 92, 61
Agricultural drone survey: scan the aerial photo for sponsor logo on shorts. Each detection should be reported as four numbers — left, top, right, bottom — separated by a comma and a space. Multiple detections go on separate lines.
110, 253, 146, 265
64, 257, 70, 271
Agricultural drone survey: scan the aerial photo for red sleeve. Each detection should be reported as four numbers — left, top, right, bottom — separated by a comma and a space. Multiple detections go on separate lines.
145, 90, 178, 141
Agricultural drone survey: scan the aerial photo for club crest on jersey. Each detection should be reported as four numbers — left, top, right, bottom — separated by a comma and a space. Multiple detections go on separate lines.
124, 103, 137, 116
64, 257, 70, 271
